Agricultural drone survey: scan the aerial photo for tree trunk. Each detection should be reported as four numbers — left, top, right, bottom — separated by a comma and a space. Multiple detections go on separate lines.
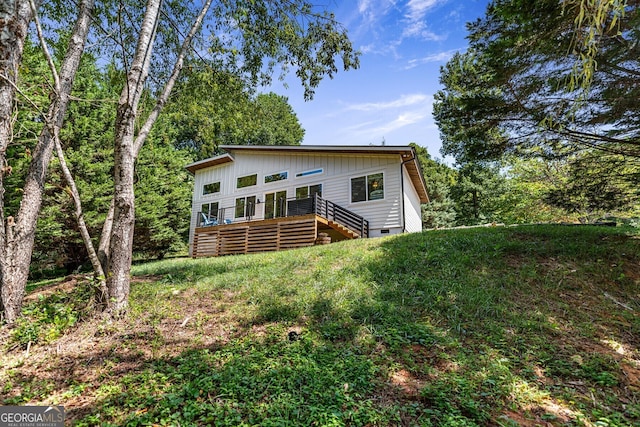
472, 189, 479, 220
54, 135, 108, 302
105, 0, 162, 316
103, 0, 212, 315
0, 0, 94, 324
0, 0, 34, 323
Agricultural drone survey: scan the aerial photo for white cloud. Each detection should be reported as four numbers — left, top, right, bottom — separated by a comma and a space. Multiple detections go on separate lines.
404, 49, 459, 69
346, 93, 430, 112
402, 0, 448, 40
338, 94, 435, 143
358, 0, 372, 14
371, 111, 429, 134
356, 0, 396, 27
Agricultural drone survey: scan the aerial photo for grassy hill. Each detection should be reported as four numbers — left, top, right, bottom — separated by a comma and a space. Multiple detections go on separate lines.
1, 225, 639, 426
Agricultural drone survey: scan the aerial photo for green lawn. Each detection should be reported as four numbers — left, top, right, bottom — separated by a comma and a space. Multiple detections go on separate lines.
1, 225, 639, 426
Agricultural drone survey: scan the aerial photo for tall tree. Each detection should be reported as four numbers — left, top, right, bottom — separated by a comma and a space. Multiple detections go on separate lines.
450, 162, 508, 226
1, 0, 359, 322
160, 66, 305, 160
247, 93, 305, 146
410, 143, 456, 228
433, 0, 640, 163
0, 0, 36, 323
1, 0, 95, 324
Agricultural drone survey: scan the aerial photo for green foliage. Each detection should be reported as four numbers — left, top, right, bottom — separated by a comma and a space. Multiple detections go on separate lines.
160, 66, 304, 160
411, 143, 457, 228
98, 329, 382, 426
132, 143, 193, 259
10, 282, 93, 347
450, 162, 509, 226
13, 0, 359, 277
433, 0, 640, 223
435, 0, 640, 161
249, 93, 305, 146
542, 154, 640, 222
10, 44, 193, 272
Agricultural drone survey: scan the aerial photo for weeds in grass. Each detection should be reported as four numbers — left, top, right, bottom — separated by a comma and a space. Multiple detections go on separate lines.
2, 225, 639, 426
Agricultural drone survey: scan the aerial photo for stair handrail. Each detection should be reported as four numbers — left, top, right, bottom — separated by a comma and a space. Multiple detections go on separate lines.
314, 194, 369, 237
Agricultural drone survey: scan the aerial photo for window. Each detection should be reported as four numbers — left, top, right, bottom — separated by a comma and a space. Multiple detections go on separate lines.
203, 181, 220, 195
237, 174, 257, 189
295, 184, 322, 199
200, 202, 219, 226
351, 173, 384, 203
264, 171, 288, 184
235, 196, 256, 218
201, 202, 219, 219
296, 168, 323, 178
265, 191, 287, 219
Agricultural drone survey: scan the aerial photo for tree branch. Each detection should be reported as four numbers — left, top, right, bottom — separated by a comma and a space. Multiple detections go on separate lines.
29, 0, 60, 93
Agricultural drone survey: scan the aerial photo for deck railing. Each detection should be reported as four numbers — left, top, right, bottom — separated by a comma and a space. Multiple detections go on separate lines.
198, 194, 369, 238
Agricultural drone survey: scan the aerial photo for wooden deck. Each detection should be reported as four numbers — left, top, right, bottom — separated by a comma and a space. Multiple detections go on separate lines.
193, 214, 359, 258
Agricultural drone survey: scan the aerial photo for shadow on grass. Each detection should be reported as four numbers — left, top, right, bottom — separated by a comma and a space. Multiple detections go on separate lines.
346, 225, 640, 424
63, 329, 385, 426
4, 225, 639, 426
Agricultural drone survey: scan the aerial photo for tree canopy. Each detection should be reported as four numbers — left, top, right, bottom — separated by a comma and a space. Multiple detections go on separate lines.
434, 0, 640, 163
161, 65, 304, 160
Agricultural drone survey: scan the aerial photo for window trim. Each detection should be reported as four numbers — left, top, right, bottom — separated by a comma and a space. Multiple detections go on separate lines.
264, 170, 289, 184
295, 168, 324, 178
235, 195, 257, 219
295, 183, 323, 199
236, 173, 258, 189
264, 190, 287, 219
201, 202, 219, 217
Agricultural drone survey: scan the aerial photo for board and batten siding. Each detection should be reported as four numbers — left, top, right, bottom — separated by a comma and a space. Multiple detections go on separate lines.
189, 150, 421, 254
403, 165, 423, 233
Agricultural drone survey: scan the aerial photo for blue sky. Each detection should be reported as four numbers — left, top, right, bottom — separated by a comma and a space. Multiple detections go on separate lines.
271, 0, 490, 161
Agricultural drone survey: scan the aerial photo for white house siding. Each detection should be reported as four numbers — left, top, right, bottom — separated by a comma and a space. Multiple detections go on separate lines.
403, 166, 423, 233
189, 150, 423, 254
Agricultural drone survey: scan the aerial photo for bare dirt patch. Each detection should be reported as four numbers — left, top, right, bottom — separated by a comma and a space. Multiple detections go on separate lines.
0, 275, 254, 423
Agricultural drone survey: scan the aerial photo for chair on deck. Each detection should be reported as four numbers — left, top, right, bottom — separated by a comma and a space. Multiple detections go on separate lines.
200, 212, 218, 227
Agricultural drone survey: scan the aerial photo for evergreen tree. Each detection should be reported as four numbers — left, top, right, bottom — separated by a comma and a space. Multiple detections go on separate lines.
410, 143, 456, 228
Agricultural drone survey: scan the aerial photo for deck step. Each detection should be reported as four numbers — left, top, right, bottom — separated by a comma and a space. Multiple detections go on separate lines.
326, 220, 360, 239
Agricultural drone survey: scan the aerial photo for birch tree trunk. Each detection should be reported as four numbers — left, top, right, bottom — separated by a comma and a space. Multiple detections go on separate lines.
104, 0, 212, 314
54, 136, 108, 301
0, 0, 94, 324
0, 0, 34, 323
106, 0, 162, 316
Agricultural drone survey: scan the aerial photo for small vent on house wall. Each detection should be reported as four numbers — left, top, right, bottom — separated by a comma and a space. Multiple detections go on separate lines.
380, 229, 390, 234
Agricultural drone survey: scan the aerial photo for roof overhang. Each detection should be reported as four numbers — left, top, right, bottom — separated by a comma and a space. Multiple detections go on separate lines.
185, 153, 234, 174
185, 145, 429, 203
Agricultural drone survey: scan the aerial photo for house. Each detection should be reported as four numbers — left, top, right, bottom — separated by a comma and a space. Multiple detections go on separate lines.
186, 145, 429, 257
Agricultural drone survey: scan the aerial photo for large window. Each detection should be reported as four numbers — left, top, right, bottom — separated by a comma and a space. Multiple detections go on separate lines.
351, 173, 384, 203
235, 196, 256, 218
295, 184, 322, 199
265, 191, 287, 219
237, 174, 257, 189
203, 181, 220, 195
264, 171, 288, 184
